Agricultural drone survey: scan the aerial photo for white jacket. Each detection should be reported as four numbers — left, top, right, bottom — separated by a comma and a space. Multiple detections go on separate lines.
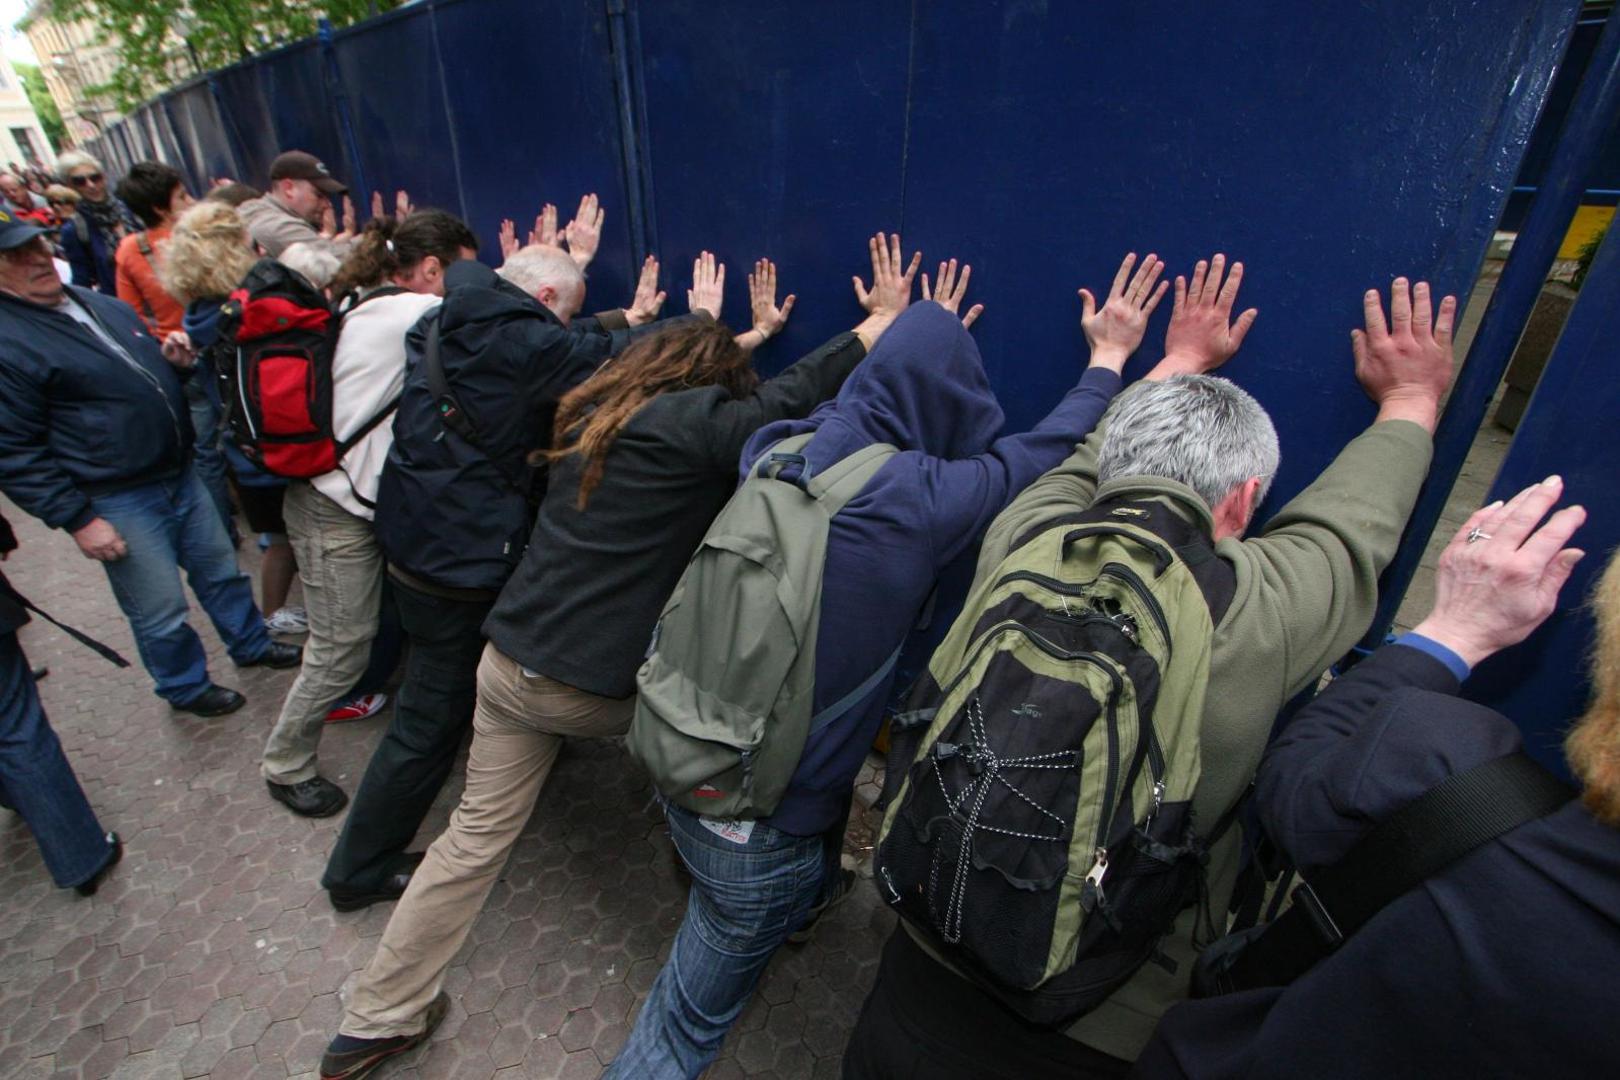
313, 290, 442, 520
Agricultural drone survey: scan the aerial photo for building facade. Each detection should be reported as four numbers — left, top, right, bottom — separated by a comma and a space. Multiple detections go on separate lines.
22, 2, 123, 149
0, 52, 54, 170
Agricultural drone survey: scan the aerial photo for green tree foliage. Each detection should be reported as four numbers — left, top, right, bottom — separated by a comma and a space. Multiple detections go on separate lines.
40, 0, 400, 111
14, 62, 67, 152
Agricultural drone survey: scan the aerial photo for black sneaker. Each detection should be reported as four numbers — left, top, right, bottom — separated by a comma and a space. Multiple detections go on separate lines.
267, 776, 349, 818
327, 852, 425, 913
176, 685, 246, 718
319, 991, 449, 1079
241, 641, 303, 670
788, 868, 857, 944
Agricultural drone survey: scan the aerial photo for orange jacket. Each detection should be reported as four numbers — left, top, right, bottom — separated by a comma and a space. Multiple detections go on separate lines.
115, 226, 186, 337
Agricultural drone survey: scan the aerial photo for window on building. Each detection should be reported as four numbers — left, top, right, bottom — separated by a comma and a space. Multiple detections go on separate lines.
11, 128, 42, 167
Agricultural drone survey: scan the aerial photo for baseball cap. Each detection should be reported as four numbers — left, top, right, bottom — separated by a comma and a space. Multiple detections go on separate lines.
268, 151, 348, 196
0, 208, 50, 251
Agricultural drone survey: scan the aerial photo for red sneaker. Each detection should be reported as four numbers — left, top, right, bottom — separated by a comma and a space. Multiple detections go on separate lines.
325, 693, 388, 724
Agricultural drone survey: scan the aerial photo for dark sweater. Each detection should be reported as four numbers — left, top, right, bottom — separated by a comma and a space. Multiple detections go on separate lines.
741, 301, 1123, 835
1136, 643, 1620, 1079
482, 331, 868, 698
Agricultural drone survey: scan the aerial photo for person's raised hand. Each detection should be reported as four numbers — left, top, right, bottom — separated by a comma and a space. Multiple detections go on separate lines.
563, 193, 604, 269
922, 258, 984, 329
370, 190, 385, 221
1079, 251, 1166, 373
499, 219, 519, 261
852, 231, 921, 321
394, 190, 413, 222
160, 330, 195, 369
528, 203, 559, 249
1151, 253, 1257, 380
625, 255, 666, 326
318, 202, 337, 240
334, 196, 357, 242
1352, 277, 1457, 432
73, 517, 127, 562
687, 250, 725, 319
748, 258, 796, 340
1412, 476, 1586, 668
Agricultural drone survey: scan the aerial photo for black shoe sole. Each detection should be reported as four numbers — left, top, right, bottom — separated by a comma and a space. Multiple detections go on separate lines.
266, 782, 349, 819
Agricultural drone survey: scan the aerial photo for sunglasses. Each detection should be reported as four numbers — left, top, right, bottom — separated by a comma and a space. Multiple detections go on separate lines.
69, 173, 104, 187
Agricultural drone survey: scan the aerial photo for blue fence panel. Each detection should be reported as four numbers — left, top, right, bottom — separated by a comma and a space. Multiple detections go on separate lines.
330, 6, 463, 225
902, 1, 1577, 512
165, 82, 240, 189
629, 0, 913, 371
434, 0, 637, 302
140, 102, 187, 173
1464, 217, 1620, 779
211, 61, 283, 190
254, 41, 356, 192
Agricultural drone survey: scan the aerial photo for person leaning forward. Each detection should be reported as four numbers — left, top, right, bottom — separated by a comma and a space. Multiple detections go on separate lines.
841, 267, 1461, 1078
0, 213, 300, 717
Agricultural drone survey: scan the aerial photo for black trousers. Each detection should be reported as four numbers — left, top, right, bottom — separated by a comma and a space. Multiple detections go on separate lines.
321, 578, 493, 892
842, 928, 1133, 1080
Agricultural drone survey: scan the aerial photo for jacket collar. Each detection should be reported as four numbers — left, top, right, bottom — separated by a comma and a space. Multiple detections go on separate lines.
1093, 474, 1217, 536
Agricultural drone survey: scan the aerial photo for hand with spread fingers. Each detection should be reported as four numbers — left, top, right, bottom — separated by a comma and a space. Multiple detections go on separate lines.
1151, 253, 1256, 379
335, 196, 357, 242
563, 193, 605, 269
851, 231, 921, 350
1352, 276, 1457, 432
394, 190, 413, 222
370, 190, 385, 221
922, 258, 984, 329
499, 219, 519, 261
1413, 476, 1587, 668
528, 203, 560, 249
735, 258, 797, 353
625, 255, 667, 326
687, 250, 725, 320
1079, 251, 1167, 374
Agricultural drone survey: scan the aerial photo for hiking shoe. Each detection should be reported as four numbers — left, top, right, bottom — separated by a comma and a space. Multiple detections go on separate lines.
267, 776, 348, 818
241, 641, 303, 670
326, 693, 388, 724
176, 685, 246, 718
788, 868, 857, 944
319, 992, 449, 1079
264, 606, 309, 634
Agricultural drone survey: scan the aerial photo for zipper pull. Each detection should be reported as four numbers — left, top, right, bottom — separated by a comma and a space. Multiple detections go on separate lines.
1081, 846, 1109, 912
1145, 777, 1167, 831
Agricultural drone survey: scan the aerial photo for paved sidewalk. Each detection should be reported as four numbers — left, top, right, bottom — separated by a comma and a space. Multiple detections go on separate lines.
0, 497, 891, 1079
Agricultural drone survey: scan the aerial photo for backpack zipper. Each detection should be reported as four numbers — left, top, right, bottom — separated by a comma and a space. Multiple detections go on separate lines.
1097, 563, 1173, 656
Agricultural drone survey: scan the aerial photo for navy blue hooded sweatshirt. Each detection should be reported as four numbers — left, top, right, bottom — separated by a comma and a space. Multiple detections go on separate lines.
1135, 643, 1620, 1079
742, 301, 1123, 836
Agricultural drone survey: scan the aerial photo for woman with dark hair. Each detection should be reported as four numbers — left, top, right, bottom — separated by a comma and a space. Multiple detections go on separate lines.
320, 237, 917, 1078
258, 209, 480, 819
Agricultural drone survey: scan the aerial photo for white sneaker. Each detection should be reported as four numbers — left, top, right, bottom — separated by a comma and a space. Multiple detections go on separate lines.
264, 607, 309, 634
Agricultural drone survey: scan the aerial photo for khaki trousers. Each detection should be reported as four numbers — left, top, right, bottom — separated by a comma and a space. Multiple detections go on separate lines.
340, 642, 634, 1038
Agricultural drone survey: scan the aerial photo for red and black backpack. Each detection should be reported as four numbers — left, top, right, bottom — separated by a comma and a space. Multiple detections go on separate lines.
216, 258, 402, 479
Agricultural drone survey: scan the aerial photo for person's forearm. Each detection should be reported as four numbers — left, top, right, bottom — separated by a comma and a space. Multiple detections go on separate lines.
735, 328, 767, 354
852, 312, 896, 352
1374, 391, 1441, 433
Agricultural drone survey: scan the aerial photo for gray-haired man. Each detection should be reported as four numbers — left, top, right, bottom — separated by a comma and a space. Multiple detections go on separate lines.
843, 261, 1459, 1078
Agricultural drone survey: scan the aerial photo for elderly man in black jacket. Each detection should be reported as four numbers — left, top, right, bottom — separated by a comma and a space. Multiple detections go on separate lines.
321, 238, 680, 911
1136, 476, 1617, 1079
0, 213, 300, 716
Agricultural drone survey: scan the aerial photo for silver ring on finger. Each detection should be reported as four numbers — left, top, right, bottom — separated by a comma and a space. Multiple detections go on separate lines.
1466, 526, 1492, 544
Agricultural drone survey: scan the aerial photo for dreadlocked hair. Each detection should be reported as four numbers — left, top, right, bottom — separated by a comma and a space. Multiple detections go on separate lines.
1568, 548, 1620, 827
549, 320, 757, 510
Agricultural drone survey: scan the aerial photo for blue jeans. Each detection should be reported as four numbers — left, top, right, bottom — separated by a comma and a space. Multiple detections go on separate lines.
91, 468, 270, 705
0, 631, 115, 888
608, 803, 827, 1079
185, 377, 235, 537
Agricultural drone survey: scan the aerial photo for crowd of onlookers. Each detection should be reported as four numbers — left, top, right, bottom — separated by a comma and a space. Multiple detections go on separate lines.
0, 149, 1615, 1080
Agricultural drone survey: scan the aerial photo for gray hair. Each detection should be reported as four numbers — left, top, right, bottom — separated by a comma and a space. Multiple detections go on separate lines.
497, 244, 583, 299
279, 241, 343, 290
56, 150, 102, 179
1097, 375, 1281, 508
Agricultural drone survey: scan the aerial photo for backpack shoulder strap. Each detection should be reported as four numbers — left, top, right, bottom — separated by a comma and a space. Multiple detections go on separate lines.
135, 231, 153, 258
421, 313, 530, 495
1222, 752, 1571, 991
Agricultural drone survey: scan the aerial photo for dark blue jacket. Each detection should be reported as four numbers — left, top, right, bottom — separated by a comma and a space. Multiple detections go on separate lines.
0, 286, 192, 532
742, 301, 1123, 835
373, 259, 652, 594
58, 208, 125, 296
1137, 643, 1620, 1079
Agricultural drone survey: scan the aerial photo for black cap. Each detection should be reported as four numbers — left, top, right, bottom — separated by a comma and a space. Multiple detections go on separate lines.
268, 150, 347, 196
0, 208, 50, 251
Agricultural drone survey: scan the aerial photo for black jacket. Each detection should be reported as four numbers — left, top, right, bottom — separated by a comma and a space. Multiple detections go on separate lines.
0, 286, 192, 531
1137, 644, 1620, 1079
482, 331, 868, 699
373, 260, 667, 594
0, 510, 25, 636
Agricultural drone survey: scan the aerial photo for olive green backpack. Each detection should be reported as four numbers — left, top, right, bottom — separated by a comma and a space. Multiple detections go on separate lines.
874, 497, 1237, 1027
629, 433, 899, 818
